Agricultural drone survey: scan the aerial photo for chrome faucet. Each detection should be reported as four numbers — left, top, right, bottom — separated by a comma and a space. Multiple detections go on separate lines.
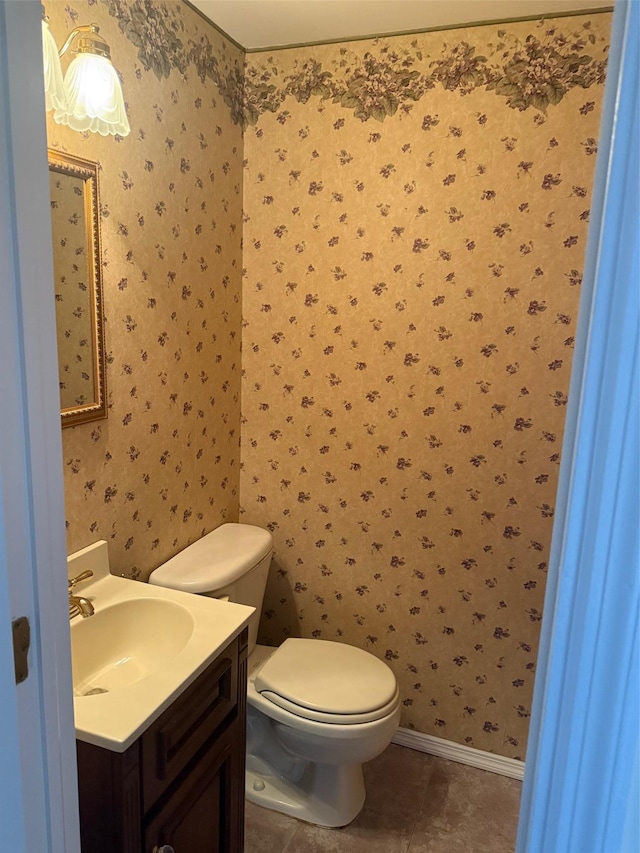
69, 569, 95, 619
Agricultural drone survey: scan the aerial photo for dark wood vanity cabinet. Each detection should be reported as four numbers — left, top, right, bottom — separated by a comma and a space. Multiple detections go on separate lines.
76, 629, 248, 853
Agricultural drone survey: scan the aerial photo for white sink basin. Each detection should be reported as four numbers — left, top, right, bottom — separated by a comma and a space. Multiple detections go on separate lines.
71, 598, 195, 696
67, 540, 254, 752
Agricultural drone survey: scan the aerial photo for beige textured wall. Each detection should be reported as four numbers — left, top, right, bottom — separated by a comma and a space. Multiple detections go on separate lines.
46, 0, 245, 579
240, 14, 611, 758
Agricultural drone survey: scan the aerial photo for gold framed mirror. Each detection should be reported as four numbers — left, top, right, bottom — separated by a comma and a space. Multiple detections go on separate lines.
48, 149, 107, 427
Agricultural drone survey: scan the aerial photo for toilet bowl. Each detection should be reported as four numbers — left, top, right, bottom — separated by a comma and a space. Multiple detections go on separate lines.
149, 522, 401, 827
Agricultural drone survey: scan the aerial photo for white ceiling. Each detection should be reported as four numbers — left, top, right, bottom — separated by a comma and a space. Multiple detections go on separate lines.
189, 0, 611, 50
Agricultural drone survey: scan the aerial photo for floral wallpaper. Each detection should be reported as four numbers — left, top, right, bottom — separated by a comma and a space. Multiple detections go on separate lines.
45, 0, 245, 579
240, 13, 611, 758
46, 0, 611, 761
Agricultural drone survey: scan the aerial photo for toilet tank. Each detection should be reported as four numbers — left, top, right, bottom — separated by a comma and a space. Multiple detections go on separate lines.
149, 523, 273, 653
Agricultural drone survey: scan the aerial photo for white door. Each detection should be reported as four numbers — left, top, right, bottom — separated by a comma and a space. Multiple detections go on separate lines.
0, 2, 80, 851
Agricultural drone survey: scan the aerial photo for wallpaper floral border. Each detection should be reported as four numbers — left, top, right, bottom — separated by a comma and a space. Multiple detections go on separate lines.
99, 0, 247, 124
241, 19, 607, 126
96, 1, 607, 128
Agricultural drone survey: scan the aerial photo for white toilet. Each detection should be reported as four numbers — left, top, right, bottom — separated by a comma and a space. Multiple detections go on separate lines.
149, 522, 401, 827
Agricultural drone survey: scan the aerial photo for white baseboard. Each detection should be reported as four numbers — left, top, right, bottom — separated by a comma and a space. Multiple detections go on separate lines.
392, 727, 525, 781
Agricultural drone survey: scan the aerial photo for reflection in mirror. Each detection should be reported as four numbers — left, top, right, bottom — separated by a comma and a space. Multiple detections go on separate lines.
48, 149, 107, 427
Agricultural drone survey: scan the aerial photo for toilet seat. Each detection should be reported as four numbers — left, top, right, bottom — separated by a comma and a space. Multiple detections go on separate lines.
254, 638, 399, 725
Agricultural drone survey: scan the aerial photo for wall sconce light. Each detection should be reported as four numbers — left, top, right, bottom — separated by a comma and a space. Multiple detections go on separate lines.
42, 16, 130, 137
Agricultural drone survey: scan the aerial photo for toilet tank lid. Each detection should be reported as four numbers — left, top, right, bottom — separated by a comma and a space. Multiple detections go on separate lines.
149, 523, 272, 593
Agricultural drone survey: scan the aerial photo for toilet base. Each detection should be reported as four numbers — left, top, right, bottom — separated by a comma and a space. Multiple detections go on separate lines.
245, 754, 366, 827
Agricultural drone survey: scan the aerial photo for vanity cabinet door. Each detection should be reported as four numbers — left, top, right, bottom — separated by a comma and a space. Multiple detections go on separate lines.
141, 640, 238, 811
143, 726, 239, 853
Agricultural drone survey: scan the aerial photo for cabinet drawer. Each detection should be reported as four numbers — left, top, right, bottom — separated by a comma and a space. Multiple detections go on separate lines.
142, 637, 238, 811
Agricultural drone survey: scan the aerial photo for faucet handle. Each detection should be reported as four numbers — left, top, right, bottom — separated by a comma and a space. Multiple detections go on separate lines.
68, 569, 93, 591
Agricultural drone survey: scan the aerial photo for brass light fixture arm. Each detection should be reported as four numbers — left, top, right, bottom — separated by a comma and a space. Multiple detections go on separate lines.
57, 24, 101, 59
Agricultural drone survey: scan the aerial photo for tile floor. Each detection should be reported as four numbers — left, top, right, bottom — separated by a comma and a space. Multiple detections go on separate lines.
244, 744, 522, 853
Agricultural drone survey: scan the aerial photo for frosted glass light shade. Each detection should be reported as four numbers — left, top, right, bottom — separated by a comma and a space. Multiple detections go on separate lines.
42, 20, 68, 113
57, 53, 130, 137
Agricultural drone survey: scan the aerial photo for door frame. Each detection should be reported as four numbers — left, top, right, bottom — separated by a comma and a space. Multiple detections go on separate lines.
0, 1, 80, 850
517, 0, 639, 849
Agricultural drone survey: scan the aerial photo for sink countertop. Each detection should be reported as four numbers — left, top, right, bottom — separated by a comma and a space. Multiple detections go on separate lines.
68, 540, 254, 753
